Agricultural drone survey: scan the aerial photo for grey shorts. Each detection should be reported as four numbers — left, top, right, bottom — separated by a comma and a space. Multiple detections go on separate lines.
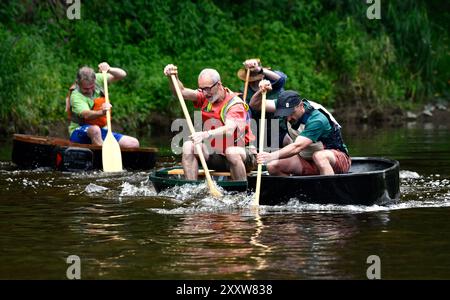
205, 146, 257, 172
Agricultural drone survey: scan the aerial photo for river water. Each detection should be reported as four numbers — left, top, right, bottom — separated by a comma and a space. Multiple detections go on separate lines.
0, 122, 449, 280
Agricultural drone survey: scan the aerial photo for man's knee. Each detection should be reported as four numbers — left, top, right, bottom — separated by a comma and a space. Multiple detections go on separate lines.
86, 125, 102, 145
312, 150, 326, 161
225, 147, 245, 165
182, 141, 195, 155
119, 136, 140, 148
87, 125, 101, 136
225, 153, 243, 166
312, 150, 333, 166
267, 161, 282, 175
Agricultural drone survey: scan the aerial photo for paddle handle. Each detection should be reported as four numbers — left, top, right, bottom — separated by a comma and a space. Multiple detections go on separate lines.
102, 71, 112, 133
170, 75, 222, 198
242, 68, 250, 102
242, 58, 261, 102
253, 91, 267, 206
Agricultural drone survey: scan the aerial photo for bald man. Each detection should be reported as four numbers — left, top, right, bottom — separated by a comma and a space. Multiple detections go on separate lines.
164, 64, 256, 180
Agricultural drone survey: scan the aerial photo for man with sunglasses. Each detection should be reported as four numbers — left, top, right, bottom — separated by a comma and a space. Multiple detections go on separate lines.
164, 64, 256, 181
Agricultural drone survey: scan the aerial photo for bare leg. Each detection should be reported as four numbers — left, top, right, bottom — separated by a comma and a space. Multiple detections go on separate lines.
312, 150, 336, 175
87, 125, 103, 146
118, 135, 140, 148
182, 141, 209, 180
267, 155, 306, 176
225, 146, 247, 180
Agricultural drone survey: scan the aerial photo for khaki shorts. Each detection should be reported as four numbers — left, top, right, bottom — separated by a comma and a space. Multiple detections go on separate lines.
205, 146, 257, 173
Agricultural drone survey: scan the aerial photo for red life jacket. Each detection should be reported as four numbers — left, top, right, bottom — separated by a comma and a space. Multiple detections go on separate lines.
66, 83, 109, 128
198, 88, 255, 153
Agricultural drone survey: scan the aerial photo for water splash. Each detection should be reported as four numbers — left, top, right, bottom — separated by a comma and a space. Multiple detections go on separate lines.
150, 170, 450, 215
150, 184, 253, 214
158, 183, 216, 202
119, 182, 156, 197
84, 183, 109, 194
400, 170, 421, 179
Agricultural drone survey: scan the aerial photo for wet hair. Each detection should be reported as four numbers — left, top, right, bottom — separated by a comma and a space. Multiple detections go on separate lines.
198, 68, 220, 83
76, 66, 96, 83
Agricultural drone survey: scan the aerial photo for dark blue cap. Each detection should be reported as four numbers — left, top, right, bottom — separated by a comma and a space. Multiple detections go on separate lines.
274, 90, 302, 117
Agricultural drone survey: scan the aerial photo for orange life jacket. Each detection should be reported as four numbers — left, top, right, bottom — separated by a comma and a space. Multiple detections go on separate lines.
198, 88, 255, 153
66, 83, 109, 127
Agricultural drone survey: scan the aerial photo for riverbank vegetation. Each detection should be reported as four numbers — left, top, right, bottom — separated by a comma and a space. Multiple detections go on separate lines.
0, 0, 448, 137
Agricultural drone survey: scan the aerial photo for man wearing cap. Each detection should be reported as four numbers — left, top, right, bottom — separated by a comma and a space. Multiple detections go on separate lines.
237, 58, 288, 148
164, 64, 256, 181
256, 87, 351, 176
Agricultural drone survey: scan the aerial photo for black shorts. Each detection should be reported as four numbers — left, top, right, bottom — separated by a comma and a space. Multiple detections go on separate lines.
205, 147, 257, 172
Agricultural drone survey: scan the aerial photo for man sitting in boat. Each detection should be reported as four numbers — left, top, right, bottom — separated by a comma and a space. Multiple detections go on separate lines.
163, 64, 256, 181
256, 82, 351, 176
67, 62, 139, 148
237, 58, 288, 148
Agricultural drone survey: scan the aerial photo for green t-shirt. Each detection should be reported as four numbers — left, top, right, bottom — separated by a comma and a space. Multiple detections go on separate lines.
68, 74, 105, 135
299, 105, 332, 143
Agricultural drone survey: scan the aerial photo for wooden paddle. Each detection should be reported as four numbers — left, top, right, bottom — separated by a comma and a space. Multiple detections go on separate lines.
101, 71, 123, 172
170, 74, 223, 198
242, 58, 261, 102
242, 68, 250, 103
253, 90, 267, 206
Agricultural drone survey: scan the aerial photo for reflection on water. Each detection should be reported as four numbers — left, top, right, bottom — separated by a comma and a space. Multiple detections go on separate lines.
145, 210, 377, 279
0, 124, 450, 279
249, 210, 271, 276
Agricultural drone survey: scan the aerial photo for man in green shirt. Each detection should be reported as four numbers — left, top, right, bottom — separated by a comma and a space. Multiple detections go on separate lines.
68, 62, 139, 148
256, 87, 351, 176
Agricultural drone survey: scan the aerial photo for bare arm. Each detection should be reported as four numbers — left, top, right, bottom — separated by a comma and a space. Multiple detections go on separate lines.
98, 62, 126, 83
164, 64, 198, 101
243, 58, 282, 87
213, 119, 238, 137
191, 116, 241, 144
276, 136, 312, 159
80, 109, 106, 120
249, 90, 277, 112
249, 79, 276, 112
80, 101, 111, 120
107, 67, 127, 83
190, 107, 245, 144
259, 68, 281, 82
257, 136, 313, 163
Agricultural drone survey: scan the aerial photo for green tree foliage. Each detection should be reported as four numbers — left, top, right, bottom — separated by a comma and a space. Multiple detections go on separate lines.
0, 0, 447, 136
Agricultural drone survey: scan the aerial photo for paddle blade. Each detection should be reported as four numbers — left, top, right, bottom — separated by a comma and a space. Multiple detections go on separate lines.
102, 132, 123, 172
206, 179, 223, 198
